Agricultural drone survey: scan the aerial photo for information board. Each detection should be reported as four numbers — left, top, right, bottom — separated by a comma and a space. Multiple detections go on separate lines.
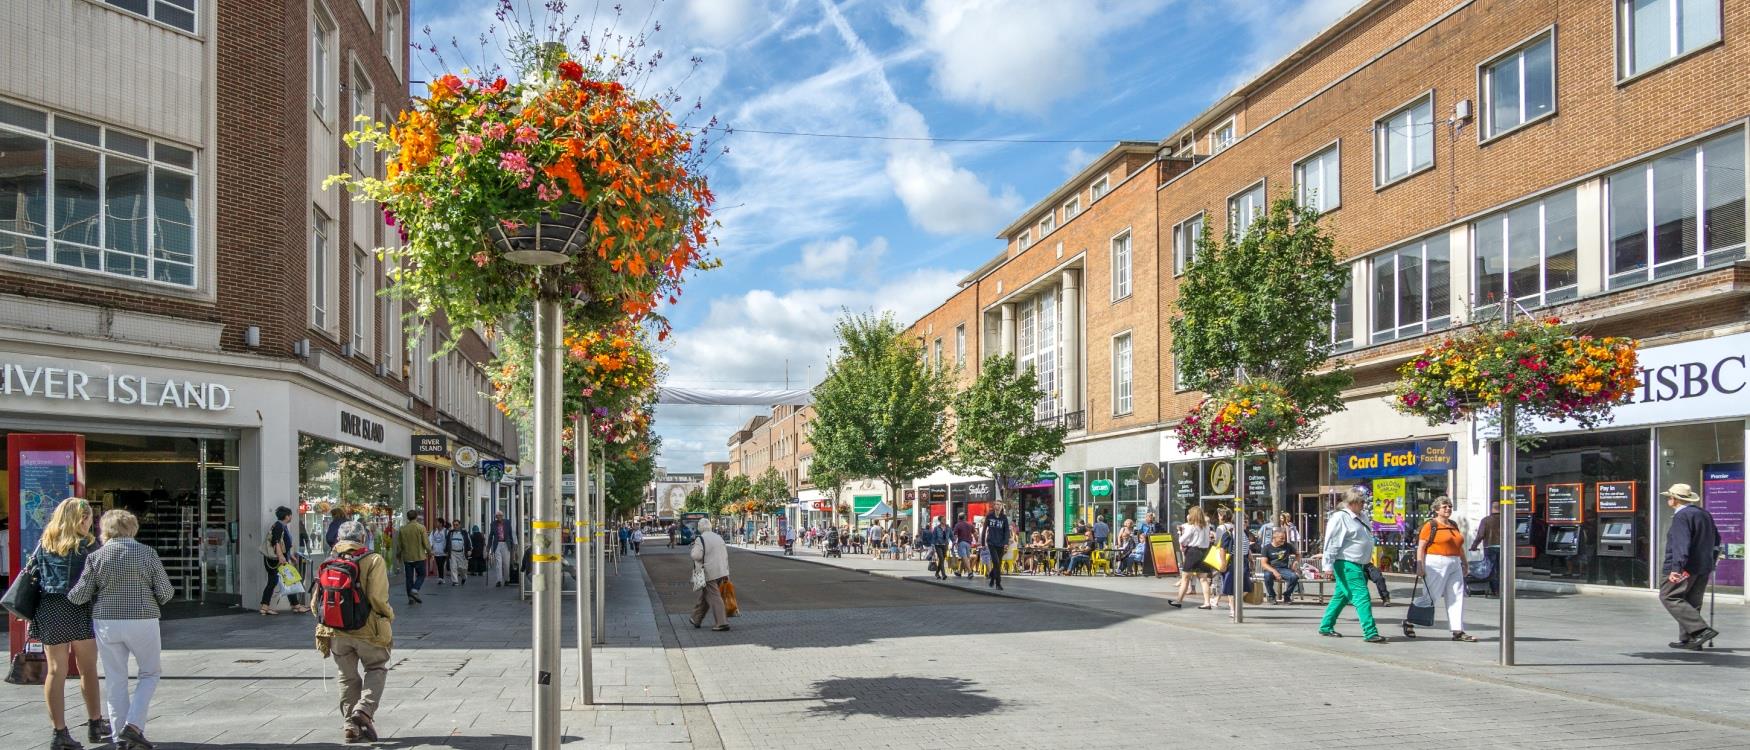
1595, 481, 1636, 514
1147, 533, 1178, 576
1513, 485, 1536, 515
1545, 483, 1584, 523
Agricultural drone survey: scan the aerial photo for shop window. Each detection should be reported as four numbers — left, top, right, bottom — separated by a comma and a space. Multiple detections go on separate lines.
1655, 421, 1744, 596
1369, 233, 1451, 344
1494, 428, 1653, 589
1617, 0, 1721, 79
1116, 466, 1144, 527
1331, 272, 1354, 351
1607, 128, 1746, 288
1482, 30, 1556, 139
1473, 188, 1579, 315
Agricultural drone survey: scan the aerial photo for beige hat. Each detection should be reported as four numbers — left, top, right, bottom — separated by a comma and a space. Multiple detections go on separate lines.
1661, 483, 1701, 503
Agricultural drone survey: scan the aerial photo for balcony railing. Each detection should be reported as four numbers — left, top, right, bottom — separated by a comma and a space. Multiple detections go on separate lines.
1037, 410, 1085, 431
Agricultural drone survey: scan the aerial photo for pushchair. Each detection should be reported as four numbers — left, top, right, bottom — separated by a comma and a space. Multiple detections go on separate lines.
825, 532, 842, 558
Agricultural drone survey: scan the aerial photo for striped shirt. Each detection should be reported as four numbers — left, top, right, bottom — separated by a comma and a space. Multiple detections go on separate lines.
67, 538, 175, 620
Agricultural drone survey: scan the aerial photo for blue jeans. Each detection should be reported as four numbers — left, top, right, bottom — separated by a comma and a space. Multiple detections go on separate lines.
1264, 565, 1300, 600
404, 560, 426, 593
1484, 546, 1501, 596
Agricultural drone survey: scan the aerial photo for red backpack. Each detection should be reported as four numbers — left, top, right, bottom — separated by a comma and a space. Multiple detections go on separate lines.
316, 549, 373, 632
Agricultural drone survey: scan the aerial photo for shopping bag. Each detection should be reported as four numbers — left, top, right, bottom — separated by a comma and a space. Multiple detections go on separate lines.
720, 578, 739, 617
1, 553, 41, 621
1406, 577, 1437, 627
1203, 545, 1229, 573
278, 563, 306, 596
1243, 585, 1264, 605
5, 651, 45, 686
690, 564, 707, 591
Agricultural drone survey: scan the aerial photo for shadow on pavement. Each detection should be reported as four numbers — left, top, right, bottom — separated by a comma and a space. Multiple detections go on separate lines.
153, 735, 579, 750
807, 676, 1003, 720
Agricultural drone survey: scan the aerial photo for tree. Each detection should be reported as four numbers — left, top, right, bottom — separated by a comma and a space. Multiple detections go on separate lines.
723, 474, 753, 518
952, 354, 1068, 512
682, 488, 707, 513
808, 312, 954, 535
702, 473, 728, 515
809, 460, 847, 529
753, 467, 789, 514
1170, 197, 1351, 419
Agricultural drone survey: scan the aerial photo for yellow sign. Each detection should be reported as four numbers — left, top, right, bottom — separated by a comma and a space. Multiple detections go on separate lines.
1371, 477, 1406, 526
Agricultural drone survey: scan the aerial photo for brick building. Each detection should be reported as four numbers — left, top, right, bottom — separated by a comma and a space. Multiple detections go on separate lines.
0, 0, 520, 610
903, 0, 1747, 594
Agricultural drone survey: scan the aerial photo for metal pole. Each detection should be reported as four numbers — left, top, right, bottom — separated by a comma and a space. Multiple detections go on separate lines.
1499, 298, 1518, 666
574, 414, 593, 704
1233, 454, 1245, 624
595, 442, 606, 644
530, 295, 563, 749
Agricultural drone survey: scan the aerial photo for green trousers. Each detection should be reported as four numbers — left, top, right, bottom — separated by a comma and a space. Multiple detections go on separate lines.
1319, 560, 1379, 639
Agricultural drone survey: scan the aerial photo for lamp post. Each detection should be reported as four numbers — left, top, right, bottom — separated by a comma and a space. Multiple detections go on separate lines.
1499, 300, 1518, 666
595, 441, 606, 644
529, 288, 563, 749
574, 414, 592, 703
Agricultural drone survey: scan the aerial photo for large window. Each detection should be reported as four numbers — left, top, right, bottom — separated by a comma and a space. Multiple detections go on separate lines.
1090, 176, 1109, 201
311, 4, 337, 122
383, 0, 404, 79
310, 208, 332, 329
1618, 0, 1722, 79
955, 324, 966, 367
1110, 229, 1132, 300
1370, 233, 1451, 344
106, 0, 196, 32
1483, 31, 1555, 139
1038, 213, 1055, 237
1112, 332, 1133, 416
1172, 212, 1203, 276
1606, 129, 1745, 288
351, 246, 372, 354
1017, 289, 1059, 420
1474, 188, 1579, 312
1332, 273, 1354, 351
1375, 93, 1435, 186
1294, 143, 1340, 213
0, 100, 197, 287
1228, 180, 1265, 236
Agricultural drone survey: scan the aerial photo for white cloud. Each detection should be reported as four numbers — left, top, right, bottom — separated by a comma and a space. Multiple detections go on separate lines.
1061, 146, 1092, 177
885, 149, 1021, 234
788, 236, 888, 281
898, 0, 1171, 116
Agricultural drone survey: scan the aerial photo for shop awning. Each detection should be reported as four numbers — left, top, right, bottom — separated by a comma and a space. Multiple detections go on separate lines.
858, 500, 893, 518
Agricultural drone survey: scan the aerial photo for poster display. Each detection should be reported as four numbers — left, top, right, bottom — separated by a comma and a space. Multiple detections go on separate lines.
16, 449, 78, 560
1701, 463, 1744, 588
1370, 477, 1406, 531
1545, 483, 1584, 523
1513, 485, 1536, 515
1147, 533, 1178, 576
1595, 481, 1636, 514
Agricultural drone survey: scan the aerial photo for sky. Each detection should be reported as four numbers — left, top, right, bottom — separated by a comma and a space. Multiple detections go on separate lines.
412, 0, 1361, 471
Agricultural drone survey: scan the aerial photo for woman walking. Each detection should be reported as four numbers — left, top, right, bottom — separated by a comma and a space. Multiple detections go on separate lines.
1210, 508, 1253, 617
689, 519, 731, 631
468, 525, 487, 577
1168, 507, 1214, 609
28, 498, 109, 749
260, 506, 308, 615
429, 519, 449, 585
1408, 497, 1476, 641
68, 510, 174, 750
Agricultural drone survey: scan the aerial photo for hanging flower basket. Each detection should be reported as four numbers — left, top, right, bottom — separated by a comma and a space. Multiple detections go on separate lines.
1392, 317, 1639, 428
1175, 379, 1308, 456
487, 202, 598, 266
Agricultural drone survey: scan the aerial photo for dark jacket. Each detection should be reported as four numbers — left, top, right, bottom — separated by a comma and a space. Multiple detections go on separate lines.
35, 539, 97, 595
488, 519, 517, 549
1663, 504, 1720, 577
983, 515, 1012, 548
325, 518, 344, 549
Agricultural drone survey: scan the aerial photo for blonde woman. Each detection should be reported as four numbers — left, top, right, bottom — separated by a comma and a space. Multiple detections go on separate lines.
68, 509, 174, 750
28, 498, 109, 749
1168, 507, 1214, 609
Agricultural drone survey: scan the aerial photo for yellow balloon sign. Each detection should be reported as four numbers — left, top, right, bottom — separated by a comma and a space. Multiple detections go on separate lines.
1371, 477, 1406, 526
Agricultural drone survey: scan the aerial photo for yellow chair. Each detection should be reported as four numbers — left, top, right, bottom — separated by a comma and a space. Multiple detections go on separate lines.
1089, 549, 1112, 576
1001, 544, 1019, 575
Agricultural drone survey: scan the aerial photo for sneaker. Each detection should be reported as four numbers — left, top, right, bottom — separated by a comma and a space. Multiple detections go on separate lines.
1318, 629, 1343, 638
409, 590, 422, 604
49, 728, 85, 750
87, 718, 111, 745
711, 624, 731, 632
1692, 627, 1720, 646
118, 724, 153, 749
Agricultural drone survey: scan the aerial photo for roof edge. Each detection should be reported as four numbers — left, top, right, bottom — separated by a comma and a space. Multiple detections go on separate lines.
995, 141, 1160, 238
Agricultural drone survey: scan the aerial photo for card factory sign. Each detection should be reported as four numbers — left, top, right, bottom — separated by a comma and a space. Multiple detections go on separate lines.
1, 363, 233, 411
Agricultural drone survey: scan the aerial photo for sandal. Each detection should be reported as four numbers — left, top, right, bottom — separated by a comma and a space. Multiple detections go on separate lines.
1451, 631, 1476, 642
258, 607, 278, 616
1402, 622, 1417, 639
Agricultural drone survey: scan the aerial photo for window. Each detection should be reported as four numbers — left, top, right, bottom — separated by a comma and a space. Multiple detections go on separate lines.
106, 0, 196, 32
311, 5, 336, 121
1606, 129, 1745, 287
1483, 31, 1556, 139
383, 0, 404, 78
1618, 0, 1722, 78
955, 324, 966, 367
356, 0, 375, 26
1172, 212, 1204, 276
1017, 230, 1032, 250
1228, 181, 1266, 236
1063, 196, 1081, 220
1332, 272, 1354, 351
933, 338, 943, 370
1110, 229, 1132, 300
1112, 333, 1133, 415
1039, 213, 1055, 237
1294, 143, 1341, 212
310, 208, 332, 329
1173, 353, 1190, 392
1375, 93, 1435, 186
1473, 188, 1579, 312
1090, 176, 1110, 201
1210, 119, 1236, 154
350, 64, 374, 174
1016, 289, 1059, 420
1369, 233, 1451, 344
351, 246, 372, 354
0, 100, 198, 287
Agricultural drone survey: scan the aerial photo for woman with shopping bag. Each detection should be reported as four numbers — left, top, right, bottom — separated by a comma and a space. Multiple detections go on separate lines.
259, 506, 309, 615
1406, 497, 1475, 641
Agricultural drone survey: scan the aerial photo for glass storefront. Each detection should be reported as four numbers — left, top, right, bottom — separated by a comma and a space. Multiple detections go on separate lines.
298, 434, 406, 557
1491, 429, 1653, 589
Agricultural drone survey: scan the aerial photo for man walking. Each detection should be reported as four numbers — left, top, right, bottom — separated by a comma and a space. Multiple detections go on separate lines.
667, 524, 677, 548
393, 510, 430, 605
1318, 488, 1385, 643
689, 519, 732, 632
445, 521, 470, 586
867, 521, 885, 560
1659, 483, 1721, 650
951, 513, 975, 578
487, 512, 516, 588
1092, 515, 1111, 549
315, 521, 394, 744
927, 517, 950, 580
1470, 505, 1502, 597
983, 504, 1013, 591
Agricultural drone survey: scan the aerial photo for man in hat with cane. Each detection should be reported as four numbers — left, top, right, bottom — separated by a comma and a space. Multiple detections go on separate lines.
1659, 483, 1721, 650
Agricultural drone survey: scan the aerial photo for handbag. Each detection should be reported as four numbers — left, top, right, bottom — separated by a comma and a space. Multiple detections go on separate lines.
278, 563, 306, 596
5, 650, 46, 686
689, 563, 707, 591
2, 552, 42, 622
1243, 585, 1264, 605
1203, 544, 1229, 573
720, 578, 739, 617
1406, 577, 1437, 627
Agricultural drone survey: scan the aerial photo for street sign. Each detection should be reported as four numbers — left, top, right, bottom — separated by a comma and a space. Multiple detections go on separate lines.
454, 445, 480, 469
1089, 479, 1114, 497
412, 434, 448, 455
1037, 472, 1059, 480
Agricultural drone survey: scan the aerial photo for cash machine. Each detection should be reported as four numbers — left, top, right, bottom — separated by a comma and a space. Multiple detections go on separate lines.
1513, 486, 1538, 560
1595, 481, 1637, 558
1543, 483, 1583, 558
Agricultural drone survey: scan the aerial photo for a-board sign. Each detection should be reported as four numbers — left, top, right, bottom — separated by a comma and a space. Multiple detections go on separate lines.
1148, 533, 1178, 576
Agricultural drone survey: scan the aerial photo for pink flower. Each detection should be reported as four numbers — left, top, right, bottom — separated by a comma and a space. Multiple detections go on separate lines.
537, 183, 562, 201
482, 122, 510, 141
472, 251, 490, 267
514, 125, 539, 145
456, 134, 483, 154
499, 151, 534, 188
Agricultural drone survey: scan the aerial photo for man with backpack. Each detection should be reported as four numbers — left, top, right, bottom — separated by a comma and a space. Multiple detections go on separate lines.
313, 521, 394, 744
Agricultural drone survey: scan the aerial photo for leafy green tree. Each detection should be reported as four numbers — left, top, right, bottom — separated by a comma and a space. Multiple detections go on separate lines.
951, 354, 1068, 509
808, 460, 847, 528
702, 472, 728, 514
808, 312, 954, 534
723, 474, 753, 517
1170, 197, 1351, 420
682, 487, 707, 513
753, 467, 789, 514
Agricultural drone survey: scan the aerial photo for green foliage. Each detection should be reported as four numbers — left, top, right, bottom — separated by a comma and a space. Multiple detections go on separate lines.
951, 354, 1068, 502
808, 312, 954, 501
1169, 197, 1351, 420
724, 475, 753, 510
604, 436, 657, 518
702, 473, 729, 515
682, 487, 707, 513
752, 467, 789, 513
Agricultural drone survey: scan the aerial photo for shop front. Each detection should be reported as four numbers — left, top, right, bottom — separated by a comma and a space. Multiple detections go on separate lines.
1161, 456, 1276, 532
1320, 440, 1457, 574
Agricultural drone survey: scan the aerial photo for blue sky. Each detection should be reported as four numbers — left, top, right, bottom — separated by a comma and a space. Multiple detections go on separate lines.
414, 0, 1358, 470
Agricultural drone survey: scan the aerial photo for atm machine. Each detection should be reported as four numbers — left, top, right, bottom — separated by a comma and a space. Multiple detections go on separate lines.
1597, 518, 1637, 558
1514, 516, 1537, 559
1544, 525, 1580, 557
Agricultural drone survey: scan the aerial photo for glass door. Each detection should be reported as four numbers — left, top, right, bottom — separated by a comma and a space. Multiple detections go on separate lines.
199, 438, 242, 605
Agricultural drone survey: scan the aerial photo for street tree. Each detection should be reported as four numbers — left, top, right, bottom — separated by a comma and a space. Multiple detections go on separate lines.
753, 467, 789, 514
682, 488, 707, 513
702, 472, 728, 515
951, 353, 1068, 516
808, 312, 954, 536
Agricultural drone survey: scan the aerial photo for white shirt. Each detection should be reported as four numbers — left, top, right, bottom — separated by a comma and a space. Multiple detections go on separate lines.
1178, 523, 1211, 547
1321, 508, 1375, 571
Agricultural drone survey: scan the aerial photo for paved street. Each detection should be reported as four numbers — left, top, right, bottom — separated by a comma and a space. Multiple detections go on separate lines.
3, 544, 1745, 749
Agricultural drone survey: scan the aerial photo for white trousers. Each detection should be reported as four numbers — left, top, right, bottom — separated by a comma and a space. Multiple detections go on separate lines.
449, 550, 467, 584
491, 542, 512, 585
1416, 554, 1466, 632
95, 619, 162, 738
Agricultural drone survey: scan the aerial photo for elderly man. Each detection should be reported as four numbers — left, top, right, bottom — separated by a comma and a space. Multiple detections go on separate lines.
487, 512, 516, 588
315, 521, 395, 744
689, 518, 732, 631
1660, 483, 1721, 650
1318, 488, 1386, 643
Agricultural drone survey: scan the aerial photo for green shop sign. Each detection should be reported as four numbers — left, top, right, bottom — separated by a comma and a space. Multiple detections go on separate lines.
1089, 479, 1114, 497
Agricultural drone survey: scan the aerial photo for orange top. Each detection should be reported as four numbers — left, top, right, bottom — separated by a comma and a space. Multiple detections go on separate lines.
1420, 520, 1465, 557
